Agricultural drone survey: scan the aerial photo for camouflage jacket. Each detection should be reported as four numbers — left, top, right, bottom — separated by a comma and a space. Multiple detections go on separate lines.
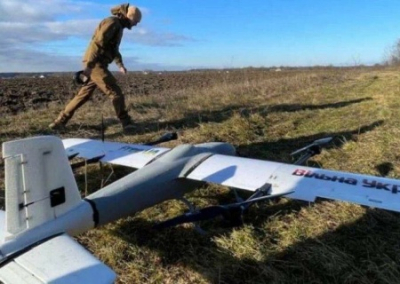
83, 16, 129, 69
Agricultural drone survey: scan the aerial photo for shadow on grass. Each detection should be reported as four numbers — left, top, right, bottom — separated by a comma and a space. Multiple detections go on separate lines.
0, 97, 373, 142
132, 97, 373, 134
111, 197, 307, 283
100, 97, 374, 139
266, 208, 400, 283
102, 104, 251, 139
236, 120, 385, 162
265, 97, 373, 114
112, 199, 400, 283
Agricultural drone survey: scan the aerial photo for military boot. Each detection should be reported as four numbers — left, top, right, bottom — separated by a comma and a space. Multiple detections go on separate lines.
121, 117, 137, 133
49, 112, 70, 130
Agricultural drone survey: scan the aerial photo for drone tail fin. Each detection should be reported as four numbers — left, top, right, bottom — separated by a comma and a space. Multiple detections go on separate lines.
2, 136, 82, 239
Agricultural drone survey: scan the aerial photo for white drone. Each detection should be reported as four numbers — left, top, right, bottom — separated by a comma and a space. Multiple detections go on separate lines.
0, 134, 398, 283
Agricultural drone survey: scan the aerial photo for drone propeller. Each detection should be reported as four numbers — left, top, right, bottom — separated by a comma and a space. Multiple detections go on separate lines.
154, 190, 293, 229
291, 136, 334, 165
290, 137, 334, 156
146, 132, 178, 146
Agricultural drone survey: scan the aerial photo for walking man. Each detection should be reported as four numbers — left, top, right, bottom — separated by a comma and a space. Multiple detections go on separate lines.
49, 3, 141, 132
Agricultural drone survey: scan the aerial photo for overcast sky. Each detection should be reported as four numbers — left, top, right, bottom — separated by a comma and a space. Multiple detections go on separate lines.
1, 0, 400, 72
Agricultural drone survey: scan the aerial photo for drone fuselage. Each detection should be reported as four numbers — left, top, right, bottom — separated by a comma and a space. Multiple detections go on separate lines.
0, 142, 236, 259
86, 142, 236, 226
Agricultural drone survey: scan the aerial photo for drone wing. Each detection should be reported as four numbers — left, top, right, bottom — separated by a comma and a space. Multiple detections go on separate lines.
63, 138, 400, 212
63, 138, 170, 169
0, 233, 115, 284
184, 154, 400, 212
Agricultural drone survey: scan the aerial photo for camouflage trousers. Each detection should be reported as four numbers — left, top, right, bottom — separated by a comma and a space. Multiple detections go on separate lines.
61, 64, 130, 124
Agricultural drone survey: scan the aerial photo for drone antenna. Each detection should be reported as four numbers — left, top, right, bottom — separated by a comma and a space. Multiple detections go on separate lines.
100, 114, 105, 188
101, 114, 105, 142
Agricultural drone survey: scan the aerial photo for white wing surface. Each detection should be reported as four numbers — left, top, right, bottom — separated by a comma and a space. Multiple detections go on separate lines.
0, 234, 116, 284
63, 138, 170, 169
186, 154, 282, 191
186, 154, 400, 212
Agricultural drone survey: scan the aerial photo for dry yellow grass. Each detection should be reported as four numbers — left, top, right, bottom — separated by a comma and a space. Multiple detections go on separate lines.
1, 67, 400, 283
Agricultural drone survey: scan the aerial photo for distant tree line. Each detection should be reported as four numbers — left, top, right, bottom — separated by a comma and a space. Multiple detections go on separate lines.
384, 39, 400, 66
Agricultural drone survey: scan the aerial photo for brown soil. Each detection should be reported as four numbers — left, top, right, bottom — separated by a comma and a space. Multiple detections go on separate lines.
0, 69, 291, 114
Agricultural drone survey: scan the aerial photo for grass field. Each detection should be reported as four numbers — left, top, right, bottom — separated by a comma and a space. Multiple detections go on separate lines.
1, 67, 400, 283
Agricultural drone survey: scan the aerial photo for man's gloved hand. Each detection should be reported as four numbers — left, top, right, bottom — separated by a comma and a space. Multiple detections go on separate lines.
83, 67, 92, 77
73, 70, 90, 85
119, 66, 127, 74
